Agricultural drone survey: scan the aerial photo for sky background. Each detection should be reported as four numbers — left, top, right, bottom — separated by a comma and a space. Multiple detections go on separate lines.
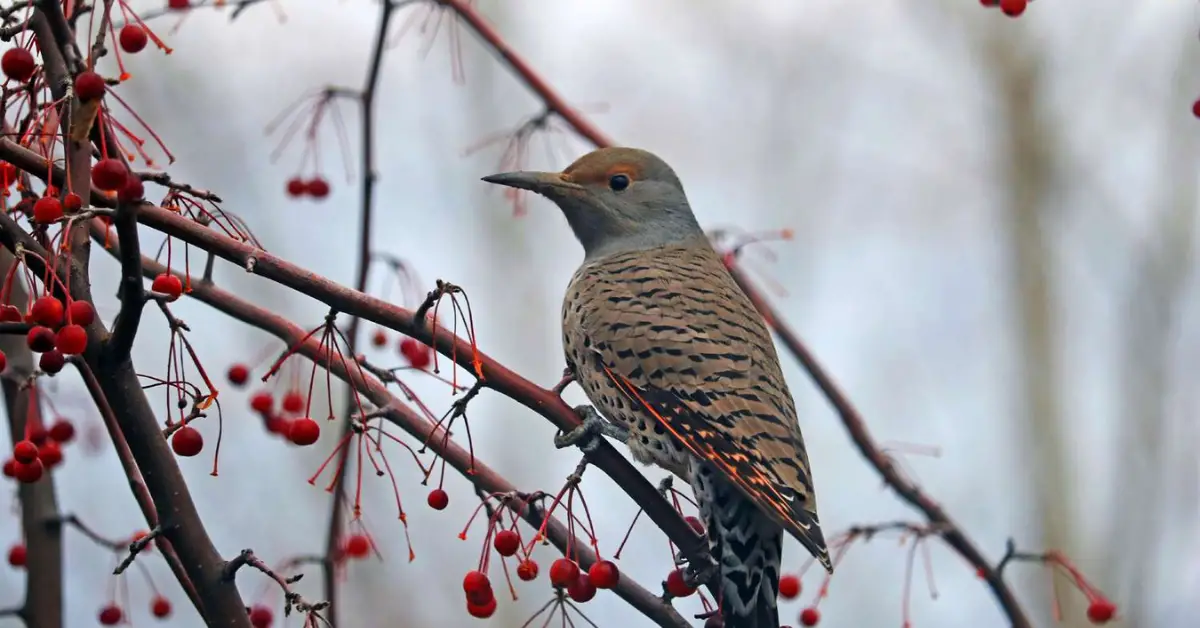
3, 0, 1200, 627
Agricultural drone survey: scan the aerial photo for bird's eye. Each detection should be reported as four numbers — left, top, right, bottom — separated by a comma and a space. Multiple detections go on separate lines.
609, 174, 630, 192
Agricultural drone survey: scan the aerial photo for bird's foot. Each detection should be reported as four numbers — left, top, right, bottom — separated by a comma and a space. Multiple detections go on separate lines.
553, 405, 629, 454
682, 556, 717, 588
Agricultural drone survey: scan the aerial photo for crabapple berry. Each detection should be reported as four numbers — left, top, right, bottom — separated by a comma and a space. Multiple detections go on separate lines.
26, 425, 47, 445
74, 71, 105, 101
462, 570, 493, 606
0, 305, 20, 322
27, 326, 55, 352
39, 349, 65, 374
13, 440, 37, 464
492, 529, 520, 557
266, 415, 290, 436
118, 25, 148, 53
465, 596, 496, 618
281, 390, 304, 414
799, 607, 820, 626
171, 426, 203, 457
1193, 99, 1200, 119
55, 324, 87, 355
344, 534, 371, 558
151, 273, 183, 301
63, 192, 83, 212
399, 338, 432, 369
1, 48, 35, 82
779, 573, 801, 600
516, 559, 539, 581
664, 568, 696, 598
427, 488, 449, 510
30, 296, 64, 327
14, 458, 43, 483
0, 349, 7, 373
285, 177, 306, 197
588, 560, 620, 589
118, 176, 144, 203
999, 0, 1026, 16
371, 329, 387, 347
68, 300, 95, 326
567, 572, 597, 602
288, 417, 320, 446
98, 604, 123, 625
250, 391, 273, 414
90, 159, 127, 191
227, 363, 249, 386
1087, 599, 1116, 624
151, 596, 171, 618
549, 558, 580, 587
49, 418, 75, 443
37, 441, 62, 468
7, 543, 25, 567
685, 515, 705, 535
32, 196, 63, 224
248, 605, 273, 627
305, 177, 330, 199
168, 0, 190, 9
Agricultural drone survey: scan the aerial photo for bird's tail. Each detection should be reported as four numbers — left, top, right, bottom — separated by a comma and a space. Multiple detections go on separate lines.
691, 460, 784, 628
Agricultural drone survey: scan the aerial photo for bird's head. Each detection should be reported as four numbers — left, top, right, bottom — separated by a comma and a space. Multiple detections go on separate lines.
482, 147, 703, 259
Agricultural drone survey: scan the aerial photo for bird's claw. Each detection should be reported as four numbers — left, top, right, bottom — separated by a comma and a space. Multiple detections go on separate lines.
683, 557, 717, 588
553, 405, 629, 453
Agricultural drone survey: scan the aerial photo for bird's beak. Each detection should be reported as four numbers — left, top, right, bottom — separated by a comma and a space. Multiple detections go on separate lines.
480, 171, 582, 196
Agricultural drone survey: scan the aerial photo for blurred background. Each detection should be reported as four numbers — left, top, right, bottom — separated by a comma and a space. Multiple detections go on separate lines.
2, 0, 1199, 626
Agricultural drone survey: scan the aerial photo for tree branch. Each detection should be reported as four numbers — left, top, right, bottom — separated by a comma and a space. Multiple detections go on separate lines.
105, 200, 147, 362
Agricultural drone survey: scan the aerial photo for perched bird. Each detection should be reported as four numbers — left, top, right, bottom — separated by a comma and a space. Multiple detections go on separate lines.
483, 147, 831, 628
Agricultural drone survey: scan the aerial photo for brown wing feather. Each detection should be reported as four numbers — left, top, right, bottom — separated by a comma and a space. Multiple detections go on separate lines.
568, 241, 831, 571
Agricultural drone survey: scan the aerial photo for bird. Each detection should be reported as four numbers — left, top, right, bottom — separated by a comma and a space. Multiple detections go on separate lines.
483, 147, 831, 628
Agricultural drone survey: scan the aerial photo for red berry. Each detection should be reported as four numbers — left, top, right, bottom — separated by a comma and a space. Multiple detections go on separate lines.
981, 0, 998, 5
171, 425, 203, 457
400, 338, 432, 369
1, 458, 14, 478
14, 458, 43, 483
799, 607, 820, 626
343, 533, 371, 558
1087, 599, 1116, 624
91, 159, 127, 191
664, 568, 696, 598
0, 162, 14, 188
288, 417, 320, 446
27, 326, 55, 352
13, 440, 37, 463
30, 296, 64, 327
26, 425, 47, 445
118, 176, 144, 203
265, 415, 290, 436
168, 0, 190, 9
685, 515, 705, 535
248, 605, 273, 628
281, 390, 304, 414
74, 71, 105, 101
39, 349, 65, 374
516, 559, 538, 581
7, 543, 26, 567
285, 177, 306, 197
151, 596, 171, 618
0, 305, 21, 322
55, 324, 87, 355
0, 349, 6, 373
1193, 99, 1200, 119
151, 273, 183, 301
130, 529, 152, 550
37, 441, 62, 468
587, 560, 620, 589
118, 25, 148, 53
427, 488, 449, 510
999, 0, 1026, 17
567, 572, 597, 602
462, 570, 492, 596
32, 196, 63, 223
779, 573, 801, 600
370, 329, 387, 347
549, 558, 580, 587
1, 48, 35, 82
63, 192, 83, 212
250, 391, 273, 414
305, 177, 330, 199
49, 419, 75, 443
492, 529, 520, 557
98, 604, 123, 625
227, 363, 249, 386
68, 300, 95, 326
465, 595, 496, 618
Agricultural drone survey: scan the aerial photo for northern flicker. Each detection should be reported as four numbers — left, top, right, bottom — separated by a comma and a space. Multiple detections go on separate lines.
483, 147, 831, 628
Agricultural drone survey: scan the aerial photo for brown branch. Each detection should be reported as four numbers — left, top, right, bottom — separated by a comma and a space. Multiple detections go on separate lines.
0, 246, 63, 628
91, 222, 690, 627
726, 264, 1032, 628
